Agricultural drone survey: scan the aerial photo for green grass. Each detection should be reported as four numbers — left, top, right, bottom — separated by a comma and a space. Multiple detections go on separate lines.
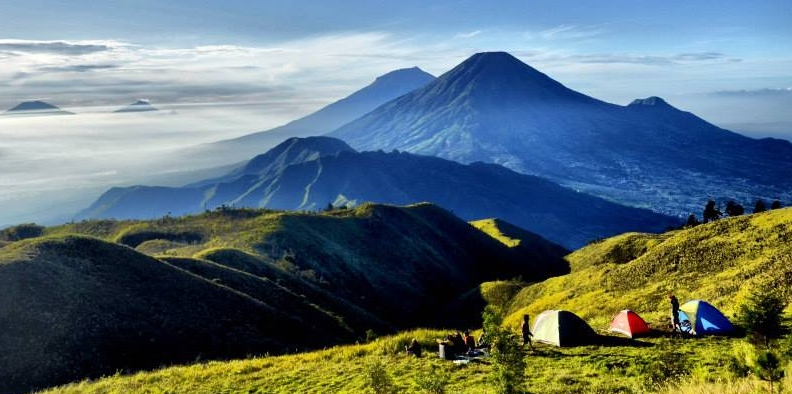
13, 207, 792, 393
37, 329, 784, 394
505, 208, 792, 330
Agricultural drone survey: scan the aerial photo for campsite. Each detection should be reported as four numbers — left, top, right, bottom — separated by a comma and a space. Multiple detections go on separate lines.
0, 205, 792, 394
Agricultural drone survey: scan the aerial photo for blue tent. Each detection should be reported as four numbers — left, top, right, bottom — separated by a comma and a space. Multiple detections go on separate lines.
678, 300, 735, 336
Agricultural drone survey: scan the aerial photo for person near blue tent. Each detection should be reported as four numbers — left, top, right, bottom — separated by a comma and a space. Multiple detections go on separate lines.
668, 292, 681, 333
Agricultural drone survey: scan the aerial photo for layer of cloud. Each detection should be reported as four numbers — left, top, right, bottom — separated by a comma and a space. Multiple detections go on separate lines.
711, 87, 792, 97
39, 64, 119, 73
0, 39, 115, 55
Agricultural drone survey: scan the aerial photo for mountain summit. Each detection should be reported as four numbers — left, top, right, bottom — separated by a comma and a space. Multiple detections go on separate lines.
435, 51, 602, 105
331, 51, 792, 216
187, 67, 435, 166
115, 99, 158, 113
3, 100, 73, 116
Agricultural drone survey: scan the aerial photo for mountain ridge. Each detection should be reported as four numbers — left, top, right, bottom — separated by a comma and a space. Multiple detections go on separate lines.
330, 51, 792, 216
182, 67, 435, 166
77, 136, 678, 249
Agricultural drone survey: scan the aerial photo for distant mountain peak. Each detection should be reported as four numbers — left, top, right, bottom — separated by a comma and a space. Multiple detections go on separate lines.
236, 136, 355, 177
628, 96, 672, 108
374, 66, 433, 83
424, 51, 602, 105
3, 100, 73, 116
115, 99, 158, 113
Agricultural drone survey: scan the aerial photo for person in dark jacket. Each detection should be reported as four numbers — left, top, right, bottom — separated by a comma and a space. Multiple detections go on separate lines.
521, 314, 534, 350
668, 293, 680, 332
405, 338, 422, 357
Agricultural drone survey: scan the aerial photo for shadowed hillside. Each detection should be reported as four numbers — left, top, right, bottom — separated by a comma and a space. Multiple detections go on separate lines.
0, 236, 347, 394
0, 203, 569, 393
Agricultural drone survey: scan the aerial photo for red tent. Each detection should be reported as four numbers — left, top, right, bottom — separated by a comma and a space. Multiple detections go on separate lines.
609, 310, 651, 338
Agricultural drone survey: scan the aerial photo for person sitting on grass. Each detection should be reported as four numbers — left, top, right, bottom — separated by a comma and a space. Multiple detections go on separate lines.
405, 338, 422, 357
464, 330, 476, 352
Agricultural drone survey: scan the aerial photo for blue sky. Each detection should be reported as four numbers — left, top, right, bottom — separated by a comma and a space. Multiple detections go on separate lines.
0, 0, 790, 226
0, 0, 790, 132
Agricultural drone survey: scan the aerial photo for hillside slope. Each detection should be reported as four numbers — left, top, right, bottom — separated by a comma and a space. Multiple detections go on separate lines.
0, 203, 569, 392
505, 207, 792, 329
330, 51, 792, 216
0, 236, 348, 394
26, 209, 792, 394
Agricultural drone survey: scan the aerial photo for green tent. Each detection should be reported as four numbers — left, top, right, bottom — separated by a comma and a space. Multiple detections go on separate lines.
531, 310, 597, 347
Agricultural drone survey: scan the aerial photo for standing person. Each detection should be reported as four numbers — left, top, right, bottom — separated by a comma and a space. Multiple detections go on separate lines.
521, 314, 534, 350
668, 293, 680, 333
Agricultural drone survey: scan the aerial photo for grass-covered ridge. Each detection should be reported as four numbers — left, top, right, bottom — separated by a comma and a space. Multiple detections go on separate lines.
0, 203, 570, 393
505, 207, 792, 330
27, 208, 792, 394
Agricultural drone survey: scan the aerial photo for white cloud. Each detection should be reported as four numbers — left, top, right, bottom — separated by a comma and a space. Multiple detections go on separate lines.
523, 24, 605, 41
455, 30, 482, 39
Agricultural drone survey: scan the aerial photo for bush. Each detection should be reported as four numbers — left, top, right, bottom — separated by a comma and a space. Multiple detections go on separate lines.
365, 359, 398, 394
633, 349, 689, 388
414, 365, 450, 394
0, 223, 44, 241
483, 305, 526, 394
754, 350, 785, 394
736, 287, 788, 348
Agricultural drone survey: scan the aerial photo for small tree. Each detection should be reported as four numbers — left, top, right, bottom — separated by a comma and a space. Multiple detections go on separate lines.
482, 306, 526, 394
725, 200, 745, 217
703, 200, 722, 223
685, 214, 700, 228
771, 200, 782, 210
737, 288, 788, 348
754, 350, 785, 394
754, 200, 767, 214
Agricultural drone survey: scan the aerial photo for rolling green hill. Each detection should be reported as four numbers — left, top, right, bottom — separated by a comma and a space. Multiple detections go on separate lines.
503, 207, 792, 329
0, 236, 344, 394
0, 203, 569, 393
29, 208, 792, 394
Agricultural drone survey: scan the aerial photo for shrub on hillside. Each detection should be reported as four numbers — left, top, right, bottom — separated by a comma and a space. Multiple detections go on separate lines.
737, 287, 788, 348
414, 365, 450, 394
483, 305, 526, 394
0, 223, 44, 241
365, 359, 398, 394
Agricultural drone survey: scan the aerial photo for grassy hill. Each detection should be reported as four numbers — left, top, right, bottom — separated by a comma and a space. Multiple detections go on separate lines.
0, 203, 569, 393
29, 208, 792, 394
0, 236, 344, 394
503, 207, 792, 330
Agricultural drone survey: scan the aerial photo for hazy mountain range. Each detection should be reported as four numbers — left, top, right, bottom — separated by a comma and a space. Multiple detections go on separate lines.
79, 136, 677, 249
330, 52, 792, 216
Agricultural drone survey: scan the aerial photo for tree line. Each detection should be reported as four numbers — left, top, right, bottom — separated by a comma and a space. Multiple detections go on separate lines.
686, 199, 784, 227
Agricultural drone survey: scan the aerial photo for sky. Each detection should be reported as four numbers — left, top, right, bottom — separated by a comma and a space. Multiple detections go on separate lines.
0, 0, 791, 226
